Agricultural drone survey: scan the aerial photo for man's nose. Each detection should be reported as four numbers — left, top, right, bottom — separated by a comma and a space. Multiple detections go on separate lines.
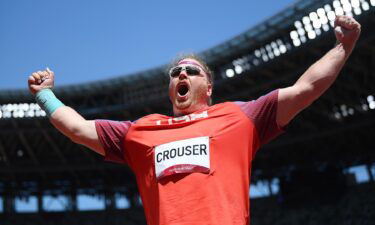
178, 70, 188, 79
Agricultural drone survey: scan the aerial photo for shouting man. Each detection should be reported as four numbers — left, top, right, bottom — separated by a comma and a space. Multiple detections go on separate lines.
28, 15, 360, 225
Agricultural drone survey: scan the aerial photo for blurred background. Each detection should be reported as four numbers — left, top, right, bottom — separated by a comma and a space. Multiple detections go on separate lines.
0, 0, 374, 224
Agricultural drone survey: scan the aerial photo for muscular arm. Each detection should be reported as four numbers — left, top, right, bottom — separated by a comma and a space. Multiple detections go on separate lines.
28, 69, 104, 156
50, 106, 104, 155
276, 15, 361, 127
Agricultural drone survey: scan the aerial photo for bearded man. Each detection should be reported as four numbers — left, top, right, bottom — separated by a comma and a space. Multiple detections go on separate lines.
28, 15, 361, 225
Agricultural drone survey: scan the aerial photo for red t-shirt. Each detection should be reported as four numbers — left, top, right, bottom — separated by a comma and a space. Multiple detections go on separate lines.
95, 90, 284, 225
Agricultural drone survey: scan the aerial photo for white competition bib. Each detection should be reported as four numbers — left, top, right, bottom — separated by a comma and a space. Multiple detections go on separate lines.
154, 136, 210, 179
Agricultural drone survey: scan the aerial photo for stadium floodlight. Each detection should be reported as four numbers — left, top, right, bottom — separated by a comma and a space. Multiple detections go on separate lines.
315, 28, 322, 36
346, 11, 354, 17
340, 0, 349, 5
17, 150, 23, 157
320, 14, 329, 24
327, 10, 336, 21
335, 6, 345, 15
268, 52, 275, 60
371, 0, 375, 7
333, 0, 341, 8
234, 65, 243, 74
294, 21, 303, 28
302, 16, 311, 25
290, 30, 299, 39
22, 103, 29, 111
362, 1, 370, 10
313, 20, 322, 29
324, 4, 333, 12
298, 28, 306, 36
18, 110, 25, 118
0, 102, 47, 119
353, 7, 362, 15
309, 12, 319, 21
6, 104, 12, 111
317, 8, 326, 17
27, 110, 35, 117
334, 112, 341, 119
351, 0, 360, 8
322, 24, 330, 31
307, 31, 316, 39
348, 108, 354, 115
340, 104, 348, 117
367, 95, 374, 102
225, 69, 235, 78
293, 39, 301, 47
290, 30, 298, 40
265, 44, 272, 52
343, 3, 352, 12
273, 48, 280, 57
305, 24, 313, 32
262, 54, 269, 62
5, 111, 11, 118
254, 50, 261, 58
0, 111, 2, 119
13, 111, 18, 118
279, 44, 287, 54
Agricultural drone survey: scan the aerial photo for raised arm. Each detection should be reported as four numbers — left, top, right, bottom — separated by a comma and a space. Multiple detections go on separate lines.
28, 69, 104, 155
276, 15, 361, 127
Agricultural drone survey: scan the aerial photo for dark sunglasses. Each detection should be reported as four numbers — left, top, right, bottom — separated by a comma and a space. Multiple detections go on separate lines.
169, 65, 201, 78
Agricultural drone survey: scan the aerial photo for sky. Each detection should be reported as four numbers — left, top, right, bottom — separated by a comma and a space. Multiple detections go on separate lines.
0, 0, 298, 91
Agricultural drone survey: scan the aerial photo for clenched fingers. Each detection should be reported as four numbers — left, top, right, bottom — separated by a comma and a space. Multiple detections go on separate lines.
31, 70, 50, 84
28, 75, 36, 85
335, 15, 361, 31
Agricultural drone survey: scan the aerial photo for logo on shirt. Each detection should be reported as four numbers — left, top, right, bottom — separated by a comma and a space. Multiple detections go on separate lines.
154, 136, 210, 179
156, 111, 208, 125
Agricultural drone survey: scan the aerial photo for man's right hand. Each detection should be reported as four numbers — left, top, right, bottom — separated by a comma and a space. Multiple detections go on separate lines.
28, 68, 55, 95
27, 68, 105, 156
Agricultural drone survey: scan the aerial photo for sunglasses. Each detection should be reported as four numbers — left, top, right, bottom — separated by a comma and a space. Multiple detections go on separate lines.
169, 65, 201, 78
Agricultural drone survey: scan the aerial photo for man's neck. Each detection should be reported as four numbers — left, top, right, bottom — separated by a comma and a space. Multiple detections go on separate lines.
173, 105, 210, 117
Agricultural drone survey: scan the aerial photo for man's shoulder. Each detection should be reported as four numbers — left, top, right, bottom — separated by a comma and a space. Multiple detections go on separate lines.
132, 113, 174, 126
210, 101, 242, 111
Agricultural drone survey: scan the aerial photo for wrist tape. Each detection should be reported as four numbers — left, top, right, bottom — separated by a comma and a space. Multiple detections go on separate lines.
35, 89, 65, 116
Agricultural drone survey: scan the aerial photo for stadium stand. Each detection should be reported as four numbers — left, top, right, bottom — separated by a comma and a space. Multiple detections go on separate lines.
0, 0, 374, 224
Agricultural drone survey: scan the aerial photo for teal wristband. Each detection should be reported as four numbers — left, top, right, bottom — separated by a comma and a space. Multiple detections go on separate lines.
35, 89, 64, 116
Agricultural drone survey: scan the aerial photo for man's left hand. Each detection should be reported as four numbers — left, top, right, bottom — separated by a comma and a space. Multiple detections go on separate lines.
334, 15, 361, 47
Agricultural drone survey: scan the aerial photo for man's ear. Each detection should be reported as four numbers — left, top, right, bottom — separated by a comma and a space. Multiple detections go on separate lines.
207, 82, 213, 97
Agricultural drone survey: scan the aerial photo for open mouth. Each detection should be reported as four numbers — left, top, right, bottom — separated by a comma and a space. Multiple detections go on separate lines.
177, 83, 189, 97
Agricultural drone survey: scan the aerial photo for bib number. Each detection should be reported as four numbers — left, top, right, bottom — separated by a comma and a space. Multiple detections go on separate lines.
154, 136, 210, 179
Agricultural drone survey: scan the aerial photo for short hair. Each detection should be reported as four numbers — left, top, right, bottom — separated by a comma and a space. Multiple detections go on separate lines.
167, 53, 214, 105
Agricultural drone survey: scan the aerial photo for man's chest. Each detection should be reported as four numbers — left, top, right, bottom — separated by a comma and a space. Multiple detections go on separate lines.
124, 103, 255, 178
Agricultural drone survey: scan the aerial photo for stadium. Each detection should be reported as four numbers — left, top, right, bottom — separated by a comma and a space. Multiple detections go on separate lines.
0, 0, 374, 224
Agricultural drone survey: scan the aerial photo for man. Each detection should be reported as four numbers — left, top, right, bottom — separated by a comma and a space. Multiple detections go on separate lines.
28, 15, 360, 225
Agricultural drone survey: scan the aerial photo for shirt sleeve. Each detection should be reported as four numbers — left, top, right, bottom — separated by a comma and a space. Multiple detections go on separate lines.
235, 89, 286, 148
95, 119, 133, 164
